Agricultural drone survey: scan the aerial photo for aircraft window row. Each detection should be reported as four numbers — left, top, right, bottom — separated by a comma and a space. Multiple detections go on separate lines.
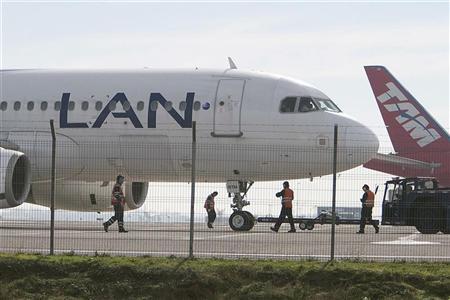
0, 100, 205, 112
279, 97, 341, 113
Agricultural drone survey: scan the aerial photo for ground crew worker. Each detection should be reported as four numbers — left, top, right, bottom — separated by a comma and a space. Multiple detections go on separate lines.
271, 181, 296, 233
103, 175, 128, 233
357, 184, 379, 234
204, 191, 218, 228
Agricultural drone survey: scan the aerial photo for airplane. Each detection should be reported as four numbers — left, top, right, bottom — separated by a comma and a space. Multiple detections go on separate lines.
363, 65, 450, 187
0, 58, 379, 230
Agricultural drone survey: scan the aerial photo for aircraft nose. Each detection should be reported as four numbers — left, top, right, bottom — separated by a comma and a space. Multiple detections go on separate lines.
337, 115, 379, 167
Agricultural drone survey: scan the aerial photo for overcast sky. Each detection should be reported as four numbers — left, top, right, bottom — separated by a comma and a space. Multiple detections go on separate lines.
1, 2, 448, 133
1, 1, 448, 215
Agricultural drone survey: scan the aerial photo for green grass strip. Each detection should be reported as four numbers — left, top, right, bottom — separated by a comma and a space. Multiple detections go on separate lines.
0, 254, 449, 299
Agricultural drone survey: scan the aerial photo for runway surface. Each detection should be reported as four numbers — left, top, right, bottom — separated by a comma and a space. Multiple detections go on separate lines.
1, 221, 449, 261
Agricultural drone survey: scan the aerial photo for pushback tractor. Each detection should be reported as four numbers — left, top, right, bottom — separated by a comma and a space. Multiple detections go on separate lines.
382, 177, 450, 234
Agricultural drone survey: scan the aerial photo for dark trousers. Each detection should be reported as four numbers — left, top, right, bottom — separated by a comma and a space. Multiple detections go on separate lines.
359, 206, 378, 231
207, 209, 216, 224
274, 206, 295, 230
105, 204, 124, 228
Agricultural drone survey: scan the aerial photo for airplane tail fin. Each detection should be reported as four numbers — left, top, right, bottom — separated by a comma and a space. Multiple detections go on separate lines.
364, 65, 450, 154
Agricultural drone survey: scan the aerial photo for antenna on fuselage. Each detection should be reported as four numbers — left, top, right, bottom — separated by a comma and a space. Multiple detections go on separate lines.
228, 57, 237, 69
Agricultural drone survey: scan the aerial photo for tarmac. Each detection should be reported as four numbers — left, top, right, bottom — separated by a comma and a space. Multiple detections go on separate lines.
1, 220, 449, 261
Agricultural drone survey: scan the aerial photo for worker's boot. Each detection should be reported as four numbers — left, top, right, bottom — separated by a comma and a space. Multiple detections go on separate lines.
270, 226, 278, 233
207, 223, 213, 229
288, 228, 296, 233
102, 218, 115, 232
118, 222, 128, 233
356, 230, 364, 234
375, 226, 379, 234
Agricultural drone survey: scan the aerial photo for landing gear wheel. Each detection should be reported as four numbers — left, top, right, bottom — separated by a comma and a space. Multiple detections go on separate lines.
229, 211, 252, 231
242, 211, 255, 231
299, 221, 307, 230
306, 221, 315, 230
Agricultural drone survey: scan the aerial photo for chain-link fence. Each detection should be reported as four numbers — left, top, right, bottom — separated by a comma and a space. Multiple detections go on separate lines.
0, 123, 449, 261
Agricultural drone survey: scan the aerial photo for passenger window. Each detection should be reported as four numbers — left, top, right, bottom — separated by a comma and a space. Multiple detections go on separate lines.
150, 101, 158, 111
202, 102, 211, 110
14, 101, 21, 111
298, 97, 315, 112
41, 101, 48, 111
95, 101, 103, 111
27, 101, 34, 111
193, 101, 201, 111
68, 101, 75, 111
279, 97, 297, 113
164, 101, 173, 111
81, 101, 89, 111
0, 101, 7, 111
136, 101, 144, 111
108, 102, 116, 111
121, 101, 130, 111
54, 101, 61, 111
179, 101, 187, 111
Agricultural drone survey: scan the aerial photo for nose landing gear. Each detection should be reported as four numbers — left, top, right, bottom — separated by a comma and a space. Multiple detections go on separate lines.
227, 180, 255, 231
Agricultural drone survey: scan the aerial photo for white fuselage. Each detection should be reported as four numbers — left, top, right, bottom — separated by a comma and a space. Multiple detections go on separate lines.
0, 68, 379, 184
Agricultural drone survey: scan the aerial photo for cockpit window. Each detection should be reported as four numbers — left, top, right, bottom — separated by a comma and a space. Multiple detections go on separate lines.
313, 98, 341, 112
279, 96, 341, 114
279, 97, 297, 113
298, 97, 317, 112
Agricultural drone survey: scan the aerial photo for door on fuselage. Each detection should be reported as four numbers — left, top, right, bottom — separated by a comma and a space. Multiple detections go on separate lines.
212, 79, 245, 137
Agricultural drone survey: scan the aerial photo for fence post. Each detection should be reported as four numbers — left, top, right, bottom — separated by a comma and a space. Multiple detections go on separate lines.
330, 124, 338, 261
49, 120, 56, 255
189, 121, 197, 258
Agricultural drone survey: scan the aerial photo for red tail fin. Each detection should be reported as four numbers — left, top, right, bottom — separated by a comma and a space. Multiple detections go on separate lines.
364, 66, 449, 154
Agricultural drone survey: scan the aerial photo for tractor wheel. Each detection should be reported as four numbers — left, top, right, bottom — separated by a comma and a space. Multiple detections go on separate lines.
299, 221, 307, 230
413, 201, 441, 234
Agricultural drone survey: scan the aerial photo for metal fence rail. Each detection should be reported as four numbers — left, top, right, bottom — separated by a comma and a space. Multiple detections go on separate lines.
0, 123, 449, 261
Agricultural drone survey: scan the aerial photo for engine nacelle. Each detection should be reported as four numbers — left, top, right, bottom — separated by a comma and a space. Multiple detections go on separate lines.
28, 180, 148, 211
124, 182, 149, 210
0, 148, 32, 208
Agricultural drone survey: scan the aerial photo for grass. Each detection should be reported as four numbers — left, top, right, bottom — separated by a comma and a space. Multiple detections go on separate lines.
0, 254, 449, 299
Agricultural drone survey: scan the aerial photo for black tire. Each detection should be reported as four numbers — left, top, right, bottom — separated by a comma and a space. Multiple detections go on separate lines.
229, 211, 249, 231
306, 221, 314, 230
299, 221, 307, 230
242, 211, 255, 231
413, 201, 441, 234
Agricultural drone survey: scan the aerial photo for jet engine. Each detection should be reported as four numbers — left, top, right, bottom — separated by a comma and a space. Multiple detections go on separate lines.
0, 148, 32, 208
28, 180, 148, 211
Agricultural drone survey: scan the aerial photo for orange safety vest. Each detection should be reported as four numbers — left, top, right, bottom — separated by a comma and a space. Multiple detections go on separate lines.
204, 194, 215, 210
282, 188, 294, 209
365, 190, 375, 208
111, 183, 125, 206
